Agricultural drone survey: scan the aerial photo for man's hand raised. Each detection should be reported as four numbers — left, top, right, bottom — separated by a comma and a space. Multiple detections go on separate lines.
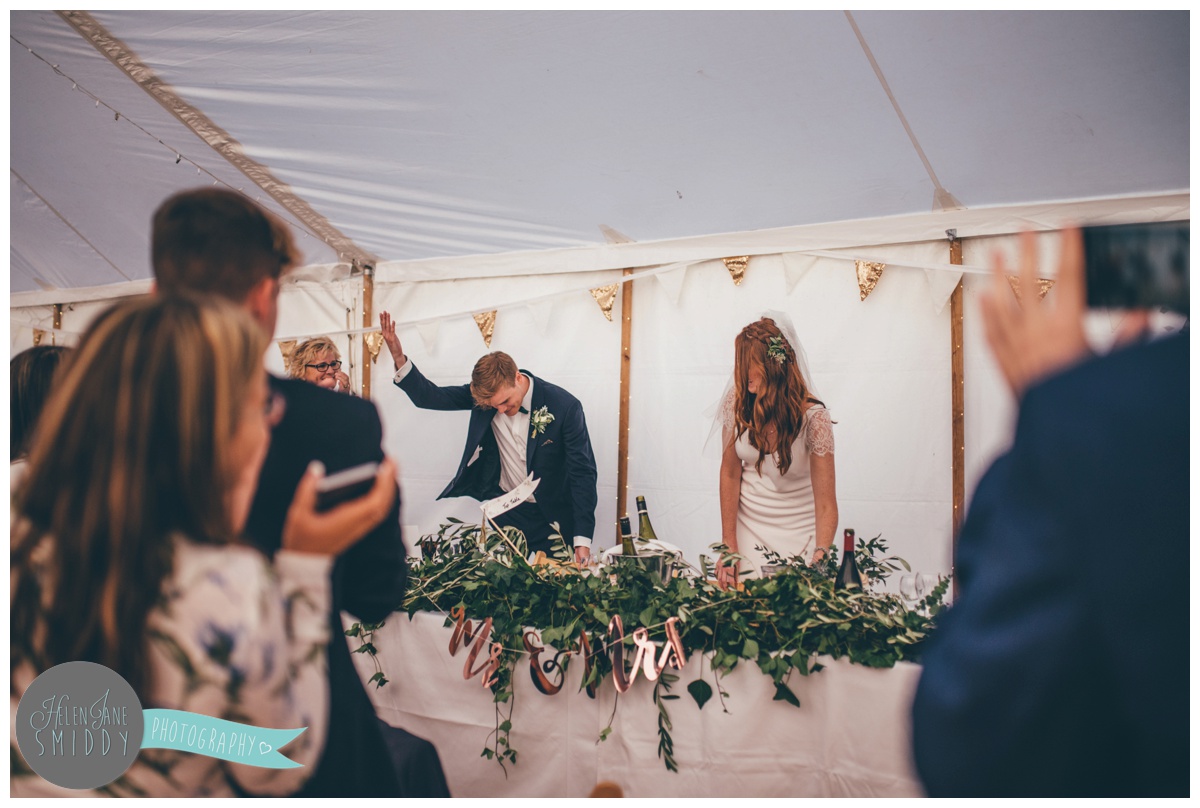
981, 228, 1090, 399
379, 311, 406, 371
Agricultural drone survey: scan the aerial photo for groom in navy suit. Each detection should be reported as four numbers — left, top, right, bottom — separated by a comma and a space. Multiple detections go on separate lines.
380, 312, 598, 562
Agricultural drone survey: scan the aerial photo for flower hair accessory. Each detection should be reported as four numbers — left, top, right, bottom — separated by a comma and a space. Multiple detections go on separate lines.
766, 335, 788, 365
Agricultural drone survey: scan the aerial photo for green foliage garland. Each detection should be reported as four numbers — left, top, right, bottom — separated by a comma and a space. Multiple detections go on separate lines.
381, 520, 946, 773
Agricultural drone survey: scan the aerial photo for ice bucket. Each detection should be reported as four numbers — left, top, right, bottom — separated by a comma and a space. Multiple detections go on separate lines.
618, 551, 676, 587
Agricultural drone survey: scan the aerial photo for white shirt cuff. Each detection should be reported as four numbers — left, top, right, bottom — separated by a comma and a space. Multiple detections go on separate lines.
572, 536, 592, 548
392, 358, 413, 383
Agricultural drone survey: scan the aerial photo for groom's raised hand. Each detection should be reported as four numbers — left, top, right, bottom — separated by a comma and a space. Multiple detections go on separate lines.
379, 311, 406, 370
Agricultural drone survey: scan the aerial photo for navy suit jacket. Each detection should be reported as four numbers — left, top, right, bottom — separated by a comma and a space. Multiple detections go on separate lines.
911, 332, 1189, 797
245, 376, 407, 796
396, 364, 598, 541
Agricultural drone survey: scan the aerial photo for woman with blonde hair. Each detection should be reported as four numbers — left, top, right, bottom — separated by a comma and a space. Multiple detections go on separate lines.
10, 295, 396, 796
287, 335, 354, 394
717, 313, 838, 587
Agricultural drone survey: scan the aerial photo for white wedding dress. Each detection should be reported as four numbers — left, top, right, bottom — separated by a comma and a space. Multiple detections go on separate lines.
732, 405, 835, 576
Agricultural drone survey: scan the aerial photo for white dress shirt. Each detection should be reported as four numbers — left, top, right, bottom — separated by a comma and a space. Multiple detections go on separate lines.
491, 373, 535, 499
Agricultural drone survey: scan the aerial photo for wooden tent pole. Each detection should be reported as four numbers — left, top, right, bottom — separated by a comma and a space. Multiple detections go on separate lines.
52, 303, 63, 345
949, 235, 965, 598
361, 262, 374, 398
615, 268, 634, 545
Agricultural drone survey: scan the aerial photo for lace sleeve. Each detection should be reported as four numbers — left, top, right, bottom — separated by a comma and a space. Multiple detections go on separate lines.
804, 406, 835, 457
720, 388, 736, 430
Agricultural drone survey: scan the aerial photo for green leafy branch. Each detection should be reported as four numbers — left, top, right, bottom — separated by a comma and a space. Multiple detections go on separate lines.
354, 521, 947, 773
653, 672, 680, 773
345, 619, 388, 688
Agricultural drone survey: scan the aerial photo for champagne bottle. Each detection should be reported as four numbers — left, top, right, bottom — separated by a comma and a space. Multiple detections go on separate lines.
636, 495, 659, 542
619, 516, 637, 557
834, 529, 862, 591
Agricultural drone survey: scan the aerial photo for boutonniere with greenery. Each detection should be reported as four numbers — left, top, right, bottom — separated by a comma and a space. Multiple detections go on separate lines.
529, 406, 555, 439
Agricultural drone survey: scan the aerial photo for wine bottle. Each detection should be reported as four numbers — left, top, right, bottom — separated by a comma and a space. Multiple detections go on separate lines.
834, 529, 862, 591
619, 516, 637, 557
636, 495, 659, 542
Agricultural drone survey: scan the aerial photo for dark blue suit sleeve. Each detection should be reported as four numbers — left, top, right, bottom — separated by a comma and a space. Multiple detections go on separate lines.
561, 398, 598, 540
246, 377, 406, 625
910, 442, 1096, 796
331, 405, 406, 624
395, 363, 474, 411
911, 337, 1190, 797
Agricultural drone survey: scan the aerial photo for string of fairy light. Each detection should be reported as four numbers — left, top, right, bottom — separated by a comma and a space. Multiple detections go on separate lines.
11, 34, 332, 250
14, 31, 1017, 361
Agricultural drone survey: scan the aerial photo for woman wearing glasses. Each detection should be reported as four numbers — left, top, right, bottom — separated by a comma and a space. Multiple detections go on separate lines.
288, 336, 354, 394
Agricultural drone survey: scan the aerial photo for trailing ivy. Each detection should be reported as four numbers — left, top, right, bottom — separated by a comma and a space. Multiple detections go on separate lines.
344, 619, 388, 688
382, 520, 946, 772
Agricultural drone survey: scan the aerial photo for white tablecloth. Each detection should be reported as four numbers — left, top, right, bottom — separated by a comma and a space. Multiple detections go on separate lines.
350, 610, 925, 798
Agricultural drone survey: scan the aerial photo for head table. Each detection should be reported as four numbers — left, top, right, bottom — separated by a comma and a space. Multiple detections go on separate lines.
348, 610, 924, 798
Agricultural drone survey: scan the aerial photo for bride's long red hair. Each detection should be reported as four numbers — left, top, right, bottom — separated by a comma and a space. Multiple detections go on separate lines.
732, 318, 821, 475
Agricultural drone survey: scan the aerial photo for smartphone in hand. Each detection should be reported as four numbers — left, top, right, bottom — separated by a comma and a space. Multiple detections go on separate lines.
315, 461, 381, 512
1082, 221, 1188, 314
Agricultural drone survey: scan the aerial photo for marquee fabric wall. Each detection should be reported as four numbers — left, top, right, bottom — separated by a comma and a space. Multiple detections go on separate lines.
10, 225, 1185, 587
11, 11, 1186, 571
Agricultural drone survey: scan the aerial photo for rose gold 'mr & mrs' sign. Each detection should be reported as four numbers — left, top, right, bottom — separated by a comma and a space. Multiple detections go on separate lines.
446, 607, 689, 696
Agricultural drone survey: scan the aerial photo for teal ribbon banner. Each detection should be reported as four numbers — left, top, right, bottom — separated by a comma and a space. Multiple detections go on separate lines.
142, 709, 306, 769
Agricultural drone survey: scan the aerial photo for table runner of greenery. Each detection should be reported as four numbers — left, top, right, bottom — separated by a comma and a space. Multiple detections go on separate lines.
350, 521, 947, 773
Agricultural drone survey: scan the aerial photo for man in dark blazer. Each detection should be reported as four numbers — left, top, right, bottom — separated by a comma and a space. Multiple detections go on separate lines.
380, 312, 598, 563
151, 189, 445, 797
911, 229, 1189, 797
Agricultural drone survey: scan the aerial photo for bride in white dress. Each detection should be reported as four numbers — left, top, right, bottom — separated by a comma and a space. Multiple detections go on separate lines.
717, 314, 838, 587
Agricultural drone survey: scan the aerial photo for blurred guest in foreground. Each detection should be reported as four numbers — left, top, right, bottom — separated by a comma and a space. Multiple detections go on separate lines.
911, 229, 1188, 796
152, 188, 444, 797
10, 295, 397, 796
10, 345, 70, 486
287, 335, 355, 394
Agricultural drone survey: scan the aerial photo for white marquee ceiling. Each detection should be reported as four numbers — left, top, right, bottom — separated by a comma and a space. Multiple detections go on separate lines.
10, 10, 1189, 298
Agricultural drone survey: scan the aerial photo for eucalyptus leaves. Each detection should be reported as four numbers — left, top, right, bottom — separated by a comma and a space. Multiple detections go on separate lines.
375, 520, 946, 773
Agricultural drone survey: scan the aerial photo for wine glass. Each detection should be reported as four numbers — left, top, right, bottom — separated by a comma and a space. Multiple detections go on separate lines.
899, 574, 920, 605
919, 573, 940, 607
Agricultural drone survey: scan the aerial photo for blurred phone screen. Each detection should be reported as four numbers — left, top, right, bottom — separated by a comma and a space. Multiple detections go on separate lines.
1082, 221, 1188, 313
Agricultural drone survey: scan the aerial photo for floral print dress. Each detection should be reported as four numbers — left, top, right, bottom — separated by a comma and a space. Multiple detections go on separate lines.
11, 535, 333, 797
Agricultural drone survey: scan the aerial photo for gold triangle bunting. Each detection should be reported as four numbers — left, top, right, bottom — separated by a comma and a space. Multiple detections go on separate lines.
278, 339, 297, 363
364, 331, 384, 363
855, 260, 886, 301
589, 283, 620, 322
1006, 276, 1056, 306
474, 311, 497, 348
723, 256, 750, 285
